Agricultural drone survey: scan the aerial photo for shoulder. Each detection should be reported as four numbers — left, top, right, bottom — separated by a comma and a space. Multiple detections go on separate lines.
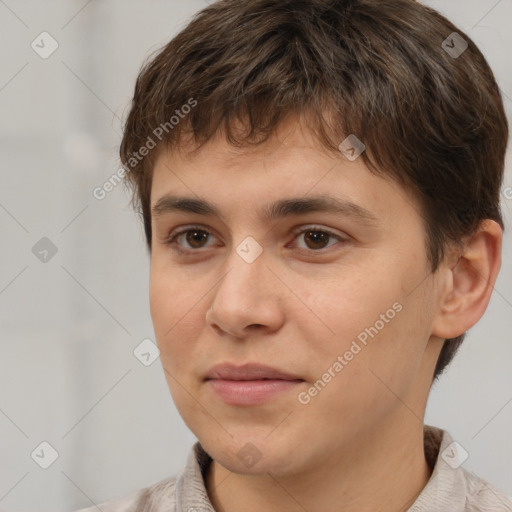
461, 469, 512, 511
72, 441, 212, 512
412, 426, 512, 511
73, 475, 177, 512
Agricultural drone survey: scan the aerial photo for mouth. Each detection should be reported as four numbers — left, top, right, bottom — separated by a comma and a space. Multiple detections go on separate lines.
205, 362, 304, 381
205, 363, 304, 406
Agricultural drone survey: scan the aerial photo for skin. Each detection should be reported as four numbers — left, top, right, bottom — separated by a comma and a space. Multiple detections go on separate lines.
148, 115, 502, 512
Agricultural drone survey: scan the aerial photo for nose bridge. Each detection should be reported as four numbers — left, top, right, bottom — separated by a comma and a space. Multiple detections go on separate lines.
205, 234, 283, 336
216, 236, 268, 303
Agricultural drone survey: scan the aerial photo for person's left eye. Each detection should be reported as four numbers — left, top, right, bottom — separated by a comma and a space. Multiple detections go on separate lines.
164, 224, 348, 254
289, 225, 347, 252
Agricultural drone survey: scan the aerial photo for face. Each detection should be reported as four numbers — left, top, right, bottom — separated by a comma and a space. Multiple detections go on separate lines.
149, 117, 445, 478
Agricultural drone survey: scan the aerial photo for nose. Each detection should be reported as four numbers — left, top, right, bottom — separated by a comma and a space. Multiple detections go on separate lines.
205, 252, 285, 339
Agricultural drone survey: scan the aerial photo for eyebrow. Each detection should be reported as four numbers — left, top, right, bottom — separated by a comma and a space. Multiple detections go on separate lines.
151, 194, 380, 227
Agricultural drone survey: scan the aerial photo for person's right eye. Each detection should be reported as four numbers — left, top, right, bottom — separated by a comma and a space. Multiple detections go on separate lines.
164, 225, 218, 254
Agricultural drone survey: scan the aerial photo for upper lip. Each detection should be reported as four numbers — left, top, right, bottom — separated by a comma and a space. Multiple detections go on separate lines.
205, 363, 303, 381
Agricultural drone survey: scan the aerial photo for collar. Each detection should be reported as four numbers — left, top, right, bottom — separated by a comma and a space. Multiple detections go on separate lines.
172, 425, 489, 512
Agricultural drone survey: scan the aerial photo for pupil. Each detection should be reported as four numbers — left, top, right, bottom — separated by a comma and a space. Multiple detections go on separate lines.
187, 230, 208, 248
306, 231, 328, 249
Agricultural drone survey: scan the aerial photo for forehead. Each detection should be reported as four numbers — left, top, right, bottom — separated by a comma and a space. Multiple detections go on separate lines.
149, 119, 422, 230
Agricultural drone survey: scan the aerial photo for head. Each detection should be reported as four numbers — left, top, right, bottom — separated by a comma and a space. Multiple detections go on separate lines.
120, 0, 507, 475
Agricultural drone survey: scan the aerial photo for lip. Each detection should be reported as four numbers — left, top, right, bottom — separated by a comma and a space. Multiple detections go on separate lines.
205, 362, 303, 381
205, 363, 304, 406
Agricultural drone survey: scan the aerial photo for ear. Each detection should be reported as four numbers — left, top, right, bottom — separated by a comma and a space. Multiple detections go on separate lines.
431, 219, 503, 339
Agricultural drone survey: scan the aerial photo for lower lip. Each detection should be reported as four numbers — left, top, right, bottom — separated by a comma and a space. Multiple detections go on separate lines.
207, 379, 303, 405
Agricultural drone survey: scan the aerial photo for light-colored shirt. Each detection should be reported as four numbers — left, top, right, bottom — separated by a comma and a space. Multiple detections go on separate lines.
74, 425, 512, 511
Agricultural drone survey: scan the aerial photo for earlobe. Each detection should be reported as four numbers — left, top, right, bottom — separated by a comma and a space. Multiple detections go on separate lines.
431, 219, 502, 340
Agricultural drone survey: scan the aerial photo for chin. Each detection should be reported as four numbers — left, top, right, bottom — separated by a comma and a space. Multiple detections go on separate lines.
201, 433, 303, 477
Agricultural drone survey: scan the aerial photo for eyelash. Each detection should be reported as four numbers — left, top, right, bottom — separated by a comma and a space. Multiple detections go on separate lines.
164, 224, 347, 255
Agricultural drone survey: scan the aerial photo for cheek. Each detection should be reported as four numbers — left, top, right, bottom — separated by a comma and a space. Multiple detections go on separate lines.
298, 302, 427, 441
149, 269, 188, 357
300, 270, 397, 352
149, 261, 189, 331
301, 263, 430, 387
149, 272, 170, 338
149, 276, 201, 415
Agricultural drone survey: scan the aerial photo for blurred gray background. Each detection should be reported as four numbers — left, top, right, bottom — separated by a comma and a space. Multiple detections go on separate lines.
0, 1, 511, 511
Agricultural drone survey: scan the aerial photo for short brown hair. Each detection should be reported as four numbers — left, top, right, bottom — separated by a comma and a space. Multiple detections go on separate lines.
119, 0, 508, 381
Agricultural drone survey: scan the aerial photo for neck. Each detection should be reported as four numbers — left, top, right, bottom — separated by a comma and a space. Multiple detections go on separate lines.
205, 417, 432, 512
